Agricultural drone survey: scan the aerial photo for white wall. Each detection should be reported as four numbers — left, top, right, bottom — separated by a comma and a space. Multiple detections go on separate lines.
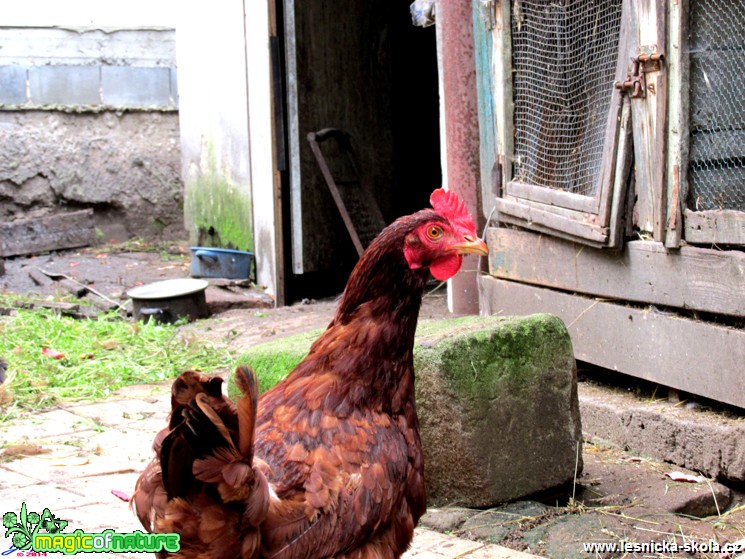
177, 1, 279, 300
3, 1, 177, 28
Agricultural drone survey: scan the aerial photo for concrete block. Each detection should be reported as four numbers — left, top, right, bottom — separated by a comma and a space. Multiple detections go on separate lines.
28, 65, 100, 105
414, 315, 583, 507
0, 65, 28, 104
170, 67, 179, 106
101, 66, 172, 107
579, 382, 745, 482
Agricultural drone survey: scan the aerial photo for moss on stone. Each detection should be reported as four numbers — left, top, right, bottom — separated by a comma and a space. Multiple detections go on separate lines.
227, 314, 571, 404
227, 328, 322, 400
420, 314, 572, 400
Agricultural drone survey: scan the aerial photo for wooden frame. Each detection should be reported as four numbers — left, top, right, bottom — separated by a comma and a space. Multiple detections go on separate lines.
475, 0, 745, 409
490, 0, 633, 248
486, 227, 745, 317
480, 275, 745, 409
671, 0, 745, 247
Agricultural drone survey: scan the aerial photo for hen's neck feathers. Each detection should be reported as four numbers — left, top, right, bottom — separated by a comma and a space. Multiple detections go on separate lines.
295, 210, 443, 413
333, 210, 440, 325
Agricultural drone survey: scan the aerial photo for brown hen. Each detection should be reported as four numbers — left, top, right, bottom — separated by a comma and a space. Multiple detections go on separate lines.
133, 188, 488, 559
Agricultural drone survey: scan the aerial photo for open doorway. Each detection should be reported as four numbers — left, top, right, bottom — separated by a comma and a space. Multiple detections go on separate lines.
275, 0, 441, 302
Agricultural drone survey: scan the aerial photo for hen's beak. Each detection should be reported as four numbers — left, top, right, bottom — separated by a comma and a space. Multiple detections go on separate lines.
451, 236, 489, 256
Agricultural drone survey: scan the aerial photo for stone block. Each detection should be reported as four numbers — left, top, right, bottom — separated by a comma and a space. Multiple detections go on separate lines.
0, 65, 28, 104
414, 314, 582, 507
101, 66, 172, 107
28, 65, 100, 105
580, 382, 745, 483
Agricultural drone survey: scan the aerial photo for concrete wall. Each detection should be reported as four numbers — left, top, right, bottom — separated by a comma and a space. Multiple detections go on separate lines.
0, 4, 184, 242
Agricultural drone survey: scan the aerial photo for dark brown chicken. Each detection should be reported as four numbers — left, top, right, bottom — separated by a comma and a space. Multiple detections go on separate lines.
133, 188, 488, 559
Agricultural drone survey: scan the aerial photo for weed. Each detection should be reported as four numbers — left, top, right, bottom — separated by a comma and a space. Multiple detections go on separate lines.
0, 307, 232, 421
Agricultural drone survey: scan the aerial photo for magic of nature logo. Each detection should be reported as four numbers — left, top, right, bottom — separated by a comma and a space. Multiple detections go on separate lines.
3, 502, 179, 555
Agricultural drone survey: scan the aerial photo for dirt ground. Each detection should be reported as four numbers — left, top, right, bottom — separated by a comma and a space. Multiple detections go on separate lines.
2, 244, 745, 558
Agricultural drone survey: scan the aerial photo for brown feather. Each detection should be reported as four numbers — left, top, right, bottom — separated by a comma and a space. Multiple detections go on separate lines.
234, 365, 259, 460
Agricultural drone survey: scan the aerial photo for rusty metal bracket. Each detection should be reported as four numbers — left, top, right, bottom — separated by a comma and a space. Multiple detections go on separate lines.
615, 47, 665, 99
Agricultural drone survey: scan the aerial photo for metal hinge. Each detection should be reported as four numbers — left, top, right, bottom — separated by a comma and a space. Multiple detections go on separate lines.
615, 46, 665, 99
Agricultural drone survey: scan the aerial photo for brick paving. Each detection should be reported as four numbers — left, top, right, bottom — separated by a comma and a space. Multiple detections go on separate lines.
1, 384, 539, 558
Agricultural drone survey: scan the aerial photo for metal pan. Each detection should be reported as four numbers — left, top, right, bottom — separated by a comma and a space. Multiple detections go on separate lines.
127, 278, 209, 324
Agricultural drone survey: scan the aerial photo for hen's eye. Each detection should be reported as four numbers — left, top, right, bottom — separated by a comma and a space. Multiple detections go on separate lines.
426, 226, 443, 240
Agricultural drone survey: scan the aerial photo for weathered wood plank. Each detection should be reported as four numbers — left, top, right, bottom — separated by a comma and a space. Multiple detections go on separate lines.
608, 97, 634, 249
494, 199, 608, 243
627, 0, 667, 240
684, 209, 745, 245
494, 0, 513, 190
596, 0, 634, 228
472, 0, 499, 218
0, 209, 95, 257
664, 0, 687, 248
505, 181, 597, 214
479, 276, 745, 409
486, 226, 745, 316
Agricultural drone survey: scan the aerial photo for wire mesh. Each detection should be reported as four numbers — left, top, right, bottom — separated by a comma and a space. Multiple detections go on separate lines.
687, 0, 745, 212
510, 0, 622, 196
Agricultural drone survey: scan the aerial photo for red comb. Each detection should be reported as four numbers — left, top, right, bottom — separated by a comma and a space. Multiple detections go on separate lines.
429, 188, 477, 236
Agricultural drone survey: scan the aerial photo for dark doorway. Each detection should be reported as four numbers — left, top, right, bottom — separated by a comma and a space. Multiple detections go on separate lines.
277, 0, 441, 303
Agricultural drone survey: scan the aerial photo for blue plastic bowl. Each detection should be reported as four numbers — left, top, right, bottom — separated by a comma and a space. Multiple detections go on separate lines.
189, 247, 253, 279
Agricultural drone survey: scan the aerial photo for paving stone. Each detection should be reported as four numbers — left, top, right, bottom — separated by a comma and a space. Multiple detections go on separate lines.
459, 501, 550, 544
65, 397, 168, 430
2, 407, 97, 441
2, 483, 96, 513
420, 506, 479, 532
402, 528, 541, 558
403, 528, 485, 558
522, 513, 628, 559
0, 465, 42, 489
50, 471, 140, 507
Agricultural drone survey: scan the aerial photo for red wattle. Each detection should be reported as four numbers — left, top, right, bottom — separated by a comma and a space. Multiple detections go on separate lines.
429, 254, 462, 280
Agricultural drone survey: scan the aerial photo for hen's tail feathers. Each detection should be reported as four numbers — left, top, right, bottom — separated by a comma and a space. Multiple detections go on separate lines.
235, 364, 259, 461
161, 365, 267, 508
133, 370, 223, 530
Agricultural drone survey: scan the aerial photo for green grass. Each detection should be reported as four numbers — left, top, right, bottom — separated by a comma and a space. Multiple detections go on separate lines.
0, 305, 232, 421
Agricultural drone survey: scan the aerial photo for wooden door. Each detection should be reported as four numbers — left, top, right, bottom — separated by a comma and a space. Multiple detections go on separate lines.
283, 0, 395, 274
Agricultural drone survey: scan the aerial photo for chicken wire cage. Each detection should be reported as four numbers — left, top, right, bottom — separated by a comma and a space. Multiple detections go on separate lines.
687, 0, 745, 212
510, 0, 623, 197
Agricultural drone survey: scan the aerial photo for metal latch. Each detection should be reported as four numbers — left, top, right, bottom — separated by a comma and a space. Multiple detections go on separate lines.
615, 47, 665, 99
